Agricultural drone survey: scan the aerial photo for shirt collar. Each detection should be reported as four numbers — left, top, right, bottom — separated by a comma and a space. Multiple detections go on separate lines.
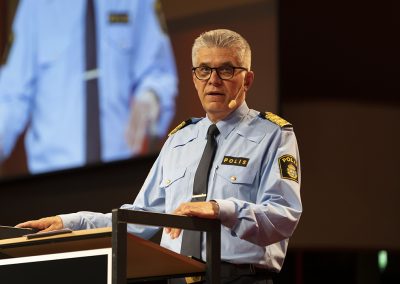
201, 102, 250, 139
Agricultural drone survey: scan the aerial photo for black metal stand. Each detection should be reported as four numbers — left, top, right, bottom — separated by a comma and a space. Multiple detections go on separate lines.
111, 209, 221, 284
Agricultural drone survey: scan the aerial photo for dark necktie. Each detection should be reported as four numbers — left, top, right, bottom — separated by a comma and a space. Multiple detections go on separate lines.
85, 0, 101, 163
181, 124, 220, 259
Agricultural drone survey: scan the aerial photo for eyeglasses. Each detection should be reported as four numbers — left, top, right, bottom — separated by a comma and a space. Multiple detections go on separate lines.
192, 65, 248, 80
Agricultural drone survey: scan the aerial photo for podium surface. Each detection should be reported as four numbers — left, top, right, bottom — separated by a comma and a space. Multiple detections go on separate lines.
0, 227, 205, 280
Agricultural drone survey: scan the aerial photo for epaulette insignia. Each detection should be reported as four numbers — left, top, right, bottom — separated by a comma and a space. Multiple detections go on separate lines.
168, 118, 200, 136
259, 112, 292, 128
154, 0, 168, 34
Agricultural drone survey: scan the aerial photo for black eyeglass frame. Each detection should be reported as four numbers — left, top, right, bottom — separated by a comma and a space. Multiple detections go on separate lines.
192, 66, 248, 80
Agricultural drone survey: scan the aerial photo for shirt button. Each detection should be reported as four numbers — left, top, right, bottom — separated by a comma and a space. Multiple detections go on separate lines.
165, 179, 171, 185
230, 176, 237, 182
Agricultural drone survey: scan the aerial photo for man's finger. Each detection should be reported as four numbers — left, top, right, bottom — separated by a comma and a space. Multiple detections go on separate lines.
170, 228, 182, 239
15, 221, 33, 228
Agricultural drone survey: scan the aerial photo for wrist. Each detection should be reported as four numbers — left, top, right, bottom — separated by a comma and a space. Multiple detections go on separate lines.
210, 200, 220, 219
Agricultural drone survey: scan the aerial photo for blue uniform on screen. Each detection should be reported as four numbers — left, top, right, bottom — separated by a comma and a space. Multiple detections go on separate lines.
0, 0, 177, 173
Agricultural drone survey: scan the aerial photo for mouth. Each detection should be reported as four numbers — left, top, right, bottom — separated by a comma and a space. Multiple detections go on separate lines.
206, 92, 225, 97
205, 92, 225, 103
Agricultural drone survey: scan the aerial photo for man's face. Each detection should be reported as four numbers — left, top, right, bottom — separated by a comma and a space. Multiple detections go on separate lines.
192, 47, 254, 122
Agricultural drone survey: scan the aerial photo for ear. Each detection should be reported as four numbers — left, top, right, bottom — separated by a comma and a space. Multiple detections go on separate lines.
244, 71, 254, 92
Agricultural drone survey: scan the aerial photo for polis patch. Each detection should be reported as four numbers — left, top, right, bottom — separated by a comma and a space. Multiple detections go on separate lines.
222, 156, 249, 167
109, 13, 129, 24
278, 155, 299, 183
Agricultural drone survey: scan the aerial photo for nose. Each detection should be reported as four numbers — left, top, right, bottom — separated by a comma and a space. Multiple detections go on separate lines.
208, 69, 222, 84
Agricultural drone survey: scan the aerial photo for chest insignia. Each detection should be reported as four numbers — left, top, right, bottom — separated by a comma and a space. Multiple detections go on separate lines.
222, 156, 249, 167
109, 13, 129, 24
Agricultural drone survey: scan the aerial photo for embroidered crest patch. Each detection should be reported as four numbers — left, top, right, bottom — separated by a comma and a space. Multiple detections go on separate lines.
278, 154, 299, 183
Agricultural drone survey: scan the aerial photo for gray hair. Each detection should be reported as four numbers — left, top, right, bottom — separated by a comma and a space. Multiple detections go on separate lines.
192, 29, 251, 69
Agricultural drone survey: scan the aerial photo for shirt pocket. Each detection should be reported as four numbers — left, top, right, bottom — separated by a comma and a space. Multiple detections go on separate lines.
105, 22, 134, 53
160, 167, 192, 212
103, 21, 136, 84
38, 37, 72, 67
214, 165, 258, 201
36, 8, 78, 67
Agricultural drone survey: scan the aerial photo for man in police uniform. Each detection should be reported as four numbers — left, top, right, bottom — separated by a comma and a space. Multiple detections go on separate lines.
18, 29, 302, 283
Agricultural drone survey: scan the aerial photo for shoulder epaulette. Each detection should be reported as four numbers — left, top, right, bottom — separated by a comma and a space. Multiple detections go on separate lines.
258, 112, 292, 128
168, 117, 201, 136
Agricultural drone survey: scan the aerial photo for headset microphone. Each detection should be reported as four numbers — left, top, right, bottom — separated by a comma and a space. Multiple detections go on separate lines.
228, 84, 244, 109
228, 99, 237, 109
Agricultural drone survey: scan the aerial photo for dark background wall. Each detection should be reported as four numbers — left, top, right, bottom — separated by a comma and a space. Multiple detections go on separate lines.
279, 0, 400, 250
278, 2, 400, 281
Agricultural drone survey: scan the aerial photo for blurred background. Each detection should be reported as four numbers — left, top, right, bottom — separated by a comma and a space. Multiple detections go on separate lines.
1, 0, 399, 283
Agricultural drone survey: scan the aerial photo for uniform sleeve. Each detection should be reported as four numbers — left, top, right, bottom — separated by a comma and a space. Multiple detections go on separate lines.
215, 127, 302, 247
0, 0, 37, 161
122, 137, 175, 238
60, 138, 171, 239
130, 0, 178, 137
60, 212, 112, 231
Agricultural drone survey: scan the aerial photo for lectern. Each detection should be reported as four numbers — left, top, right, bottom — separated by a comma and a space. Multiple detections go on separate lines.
0, 209, 221, 283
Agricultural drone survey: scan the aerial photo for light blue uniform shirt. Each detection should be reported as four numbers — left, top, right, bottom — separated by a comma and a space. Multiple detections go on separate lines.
61, 102, 302, 272
0, 0, 177, 173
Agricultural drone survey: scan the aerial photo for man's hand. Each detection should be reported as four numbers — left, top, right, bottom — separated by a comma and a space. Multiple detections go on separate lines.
16, 216, 64, 233
165, 201, 219, 239
126, 91, 160, 154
